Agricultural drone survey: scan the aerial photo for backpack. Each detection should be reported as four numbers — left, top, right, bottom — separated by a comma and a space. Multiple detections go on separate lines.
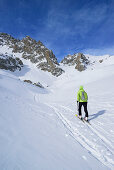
81, 91, 87, 101
81, 91, 85, 100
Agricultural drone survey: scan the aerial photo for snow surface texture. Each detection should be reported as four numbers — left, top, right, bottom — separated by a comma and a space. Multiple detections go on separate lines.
0, 53, 114, 170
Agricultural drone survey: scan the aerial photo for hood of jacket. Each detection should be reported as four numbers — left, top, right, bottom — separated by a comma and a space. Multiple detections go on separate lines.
79, 86, 84, 90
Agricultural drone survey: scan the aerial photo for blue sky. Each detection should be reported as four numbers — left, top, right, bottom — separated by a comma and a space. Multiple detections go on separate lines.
0, 0, 114, 61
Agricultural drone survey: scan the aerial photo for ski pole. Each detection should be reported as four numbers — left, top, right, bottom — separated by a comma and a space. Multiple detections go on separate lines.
77, 101, 79, 115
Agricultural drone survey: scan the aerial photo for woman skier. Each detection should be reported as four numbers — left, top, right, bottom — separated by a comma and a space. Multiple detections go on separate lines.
77, 86, 89, 121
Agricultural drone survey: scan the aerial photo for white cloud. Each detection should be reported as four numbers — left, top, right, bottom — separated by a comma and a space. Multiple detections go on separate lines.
46, 8, 70, 35
83, 46, 114, 56
44, 2, 109, 39
71, 3, 108, 37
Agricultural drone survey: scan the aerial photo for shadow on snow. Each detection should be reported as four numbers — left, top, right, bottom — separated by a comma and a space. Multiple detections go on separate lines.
89, 110, 106, 121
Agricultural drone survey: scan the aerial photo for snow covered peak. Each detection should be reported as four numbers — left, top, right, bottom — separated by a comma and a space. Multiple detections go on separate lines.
0, 32, 113, 77
22, 35, 37, 45
0, 33, 18, 46
0, 32, 13, 40
61, 53, 90, 71
0, 33, 64, 76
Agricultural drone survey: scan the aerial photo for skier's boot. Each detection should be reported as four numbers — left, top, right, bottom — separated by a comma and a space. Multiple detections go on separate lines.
79, 115, 83, 120
84, 117, 88, 122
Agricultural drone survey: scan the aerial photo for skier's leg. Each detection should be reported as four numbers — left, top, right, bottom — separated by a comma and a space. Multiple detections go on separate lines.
79, 102, 82, 117
83, 102, 88, 117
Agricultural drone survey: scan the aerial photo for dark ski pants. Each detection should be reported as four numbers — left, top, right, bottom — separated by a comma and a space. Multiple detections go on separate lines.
79, 102, 88, 117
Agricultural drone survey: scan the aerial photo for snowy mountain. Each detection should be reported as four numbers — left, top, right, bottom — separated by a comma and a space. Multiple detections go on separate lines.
61, 52, 90, 71
0, 33, 114, 170
0, 33, 64, 76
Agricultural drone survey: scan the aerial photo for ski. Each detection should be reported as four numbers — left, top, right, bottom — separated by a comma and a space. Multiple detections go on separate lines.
75, 114, 85, 123
83, 119, 91, 125
75, 114, 91, 125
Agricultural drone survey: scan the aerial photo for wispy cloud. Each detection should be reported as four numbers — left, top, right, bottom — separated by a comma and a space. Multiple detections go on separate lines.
46, 9, 70, 36
4, 0, 113, 59
44, 2, 109, 38
72, 4, 108, 36
83, 46, 114, 56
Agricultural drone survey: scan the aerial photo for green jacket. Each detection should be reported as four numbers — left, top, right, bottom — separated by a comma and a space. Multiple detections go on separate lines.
77, 86, 88, 102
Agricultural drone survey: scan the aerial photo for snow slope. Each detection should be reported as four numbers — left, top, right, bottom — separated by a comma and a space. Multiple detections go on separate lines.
0, 54, 114, 170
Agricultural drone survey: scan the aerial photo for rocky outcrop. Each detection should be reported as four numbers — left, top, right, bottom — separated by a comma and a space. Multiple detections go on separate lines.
0, 33, 19, 47
0, 53, 23, 72
99, 59, 103, 63
61, 53, 90, 71
0, 33, 64, 76
24, 79, 44, 88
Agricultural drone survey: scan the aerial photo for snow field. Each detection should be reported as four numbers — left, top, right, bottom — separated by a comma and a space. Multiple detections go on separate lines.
0, 54, 114, 169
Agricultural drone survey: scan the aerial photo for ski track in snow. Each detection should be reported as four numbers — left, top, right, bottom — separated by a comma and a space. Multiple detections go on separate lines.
46, 103, 114, 169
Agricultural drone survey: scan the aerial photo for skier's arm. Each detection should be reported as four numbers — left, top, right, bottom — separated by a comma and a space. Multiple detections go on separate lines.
77, 91, 80, 102
86, 92, 88, 101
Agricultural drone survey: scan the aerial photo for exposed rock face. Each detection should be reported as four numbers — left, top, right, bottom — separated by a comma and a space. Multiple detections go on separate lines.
0, 33, 19, 47
0, 33, 64, 76
99, 59, 103, 63
61, 53, 90, 71
0, 53, 23, 72
24, 79, 44, 88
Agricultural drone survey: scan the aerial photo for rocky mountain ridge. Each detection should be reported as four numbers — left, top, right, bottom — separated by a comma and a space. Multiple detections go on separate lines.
0, 33, 64, 76
0, 32, 96, 75
61, 53, 90, 71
